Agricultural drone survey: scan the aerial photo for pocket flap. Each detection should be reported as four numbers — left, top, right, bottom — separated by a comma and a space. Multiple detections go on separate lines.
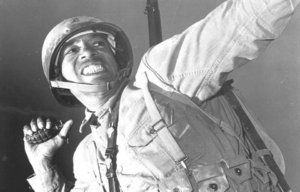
127, 122, 157, 148
192, 164, 229, 192
159, 168, 193, 192
221, 156, 252, 184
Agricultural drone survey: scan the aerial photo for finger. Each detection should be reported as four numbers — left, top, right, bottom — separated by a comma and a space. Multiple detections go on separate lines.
55, 120, 73, 144
30, 119, 38, 132
37, 117, 45, 129
23, 125, 36, 144
23, 125, 33, 136
59, 119, 73, 137
24, 135, 33, 151
45, 118, 52, 129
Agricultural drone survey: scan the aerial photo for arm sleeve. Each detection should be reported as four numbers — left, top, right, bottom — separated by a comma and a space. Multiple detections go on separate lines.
27, 165, 73, 192
135, 0, 299, 101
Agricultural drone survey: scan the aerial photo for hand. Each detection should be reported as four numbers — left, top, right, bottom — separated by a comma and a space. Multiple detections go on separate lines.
23, 116, 73, 174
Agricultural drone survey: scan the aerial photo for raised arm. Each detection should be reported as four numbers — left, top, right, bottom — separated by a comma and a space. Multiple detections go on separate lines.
136, 0, 299, 101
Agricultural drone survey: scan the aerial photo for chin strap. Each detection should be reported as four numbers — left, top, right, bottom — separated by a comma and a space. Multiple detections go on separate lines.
50, 68, 130, 93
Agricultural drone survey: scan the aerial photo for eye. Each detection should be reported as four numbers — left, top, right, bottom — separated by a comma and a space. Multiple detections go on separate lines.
93, 40, 106, 47
64, 46, 78, 55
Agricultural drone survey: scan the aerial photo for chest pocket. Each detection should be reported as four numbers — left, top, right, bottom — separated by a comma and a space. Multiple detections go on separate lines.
125, 98, 203, 177
127, 89, 206, 166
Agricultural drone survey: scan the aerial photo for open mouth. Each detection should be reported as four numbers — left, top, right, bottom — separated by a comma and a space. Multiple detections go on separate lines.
82, 64, 105, 75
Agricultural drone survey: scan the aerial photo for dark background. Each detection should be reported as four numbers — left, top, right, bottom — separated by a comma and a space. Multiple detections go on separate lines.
0, 0, 299, 191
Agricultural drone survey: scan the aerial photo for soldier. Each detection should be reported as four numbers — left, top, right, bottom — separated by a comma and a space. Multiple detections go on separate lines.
23, 0, 299, 191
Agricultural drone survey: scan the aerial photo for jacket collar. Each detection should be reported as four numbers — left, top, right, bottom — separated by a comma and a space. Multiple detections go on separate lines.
78, 79, 128, 133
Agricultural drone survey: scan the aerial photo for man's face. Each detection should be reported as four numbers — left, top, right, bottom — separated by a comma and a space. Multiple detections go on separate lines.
60, 33, 119, 85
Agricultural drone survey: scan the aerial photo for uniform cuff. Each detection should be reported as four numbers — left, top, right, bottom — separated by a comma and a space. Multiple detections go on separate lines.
27, 165, 66, 192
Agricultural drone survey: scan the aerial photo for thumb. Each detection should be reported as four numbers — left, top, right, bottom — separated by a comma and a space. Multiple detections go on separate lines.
59, 119, 74, 138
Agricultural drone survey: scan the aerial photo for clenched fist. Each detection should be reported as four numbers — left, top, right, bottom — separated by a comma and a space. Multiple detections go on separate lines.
23, 116, 73, 175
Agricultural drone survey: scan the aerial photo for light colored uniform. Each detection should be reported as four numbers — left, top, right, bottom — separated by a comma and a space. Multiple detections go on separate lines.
28, 0, 299, 191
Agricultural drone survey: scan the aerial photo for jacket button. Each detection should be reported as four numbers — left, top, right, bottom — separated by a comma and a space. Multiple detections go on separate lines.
209, 183, 218, 191
173, 188, 181, 192
235, 168, 242, 176
150, 128, 156, 134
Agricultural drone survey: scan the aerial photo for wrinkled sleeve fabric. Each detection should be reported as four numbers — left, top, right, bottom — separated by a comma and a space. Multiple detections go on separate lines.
136, 0, 299, 102
27, 165, 73, 192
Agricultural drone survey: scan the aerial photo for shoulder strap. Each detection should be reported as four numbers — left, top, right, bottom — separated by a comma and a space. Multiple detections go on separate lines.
140, 72, 187, 165
221, 80, 285, 172
105, 106, 120, 192
221, 80, 291, 192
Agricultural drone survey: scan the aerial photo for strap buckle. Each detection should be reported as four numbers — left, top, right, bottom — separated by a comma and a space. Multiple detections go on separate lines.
105, 148, 115, 157
150, 118, 165, 134
176, 156, 189, 168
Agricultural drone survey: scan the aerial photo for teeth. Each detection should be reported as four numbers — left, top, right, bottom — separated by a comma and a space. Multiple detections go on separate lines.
82, 65, 105, 75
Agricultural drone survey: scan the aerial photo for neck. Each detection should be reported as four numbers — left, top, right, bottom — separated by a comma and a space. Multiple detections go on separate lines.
71, 80, 127, 112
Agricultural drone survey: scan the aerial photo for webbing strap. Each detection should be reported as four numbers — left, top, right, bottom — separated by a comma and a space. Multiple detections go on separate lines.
50, 80, 112, 92
104, 105, 120, 192
252, 149, 271, 159
221, 81, 291, 192
140, 73, 186, 163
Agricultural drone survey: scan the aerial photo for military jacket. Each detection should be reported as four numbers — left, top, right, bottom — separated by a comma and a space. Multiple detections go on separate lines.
28, 0, 299, 191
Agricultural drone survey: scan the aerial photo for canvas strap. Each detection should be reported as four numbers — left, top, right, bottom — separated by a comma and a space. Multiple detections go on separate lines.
140, 73, 187, 164
221, 81, 291, 192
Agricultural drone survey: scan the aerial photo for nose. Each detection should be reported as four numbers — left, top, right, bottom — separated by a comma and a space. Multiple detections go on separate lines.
79, 44, 96, 60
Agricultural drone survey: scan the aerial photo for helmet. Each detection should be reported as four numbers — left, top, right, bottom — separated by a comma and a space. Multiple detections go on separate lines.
42, 16, 133, 107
